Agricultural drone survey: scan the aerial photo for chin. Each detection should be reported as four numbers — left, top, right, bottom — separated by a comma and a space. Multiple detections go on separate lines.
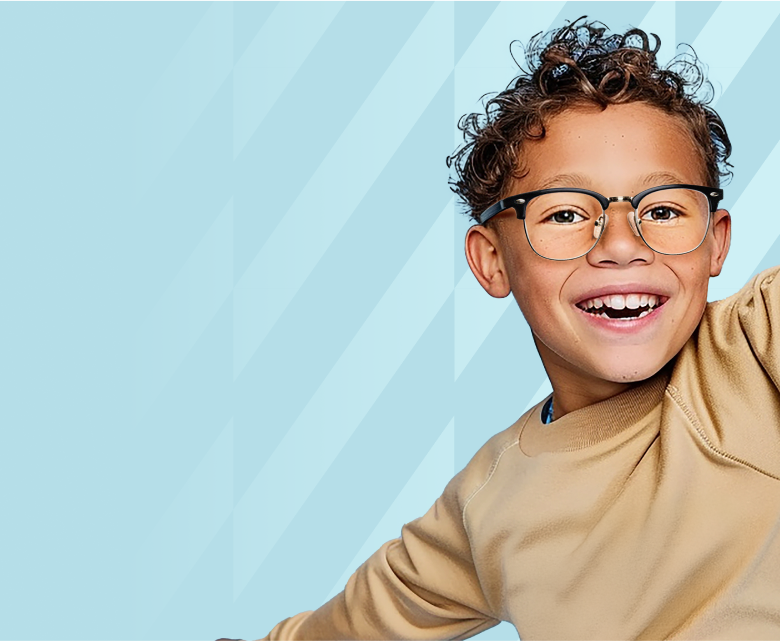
585, 353, 671, 385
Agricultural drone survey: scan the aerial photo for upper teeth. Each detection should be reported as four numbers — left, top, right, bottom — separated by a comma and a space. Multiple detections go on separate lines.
580, 294, 659, 310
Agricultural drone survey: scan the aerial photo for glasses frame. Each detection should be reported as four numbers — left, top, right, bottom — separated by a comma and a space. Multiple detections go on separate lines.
477, 184, 724, 261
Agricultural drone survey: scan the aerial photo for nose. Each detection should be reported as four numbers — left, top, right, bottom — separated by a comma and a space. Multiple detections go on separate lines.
587, 203, 654, 267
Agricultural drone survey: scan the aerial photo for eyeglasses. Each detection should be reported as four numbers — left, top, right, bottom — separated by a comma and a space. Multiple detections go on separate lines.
478, 184, 723, 261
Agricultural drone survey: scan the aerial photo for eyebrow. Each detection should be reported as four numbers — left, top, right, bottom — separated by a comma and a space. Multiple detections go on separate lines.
638, 171, 690, 188
534, 173, 592, 190
530, 171, 691, 194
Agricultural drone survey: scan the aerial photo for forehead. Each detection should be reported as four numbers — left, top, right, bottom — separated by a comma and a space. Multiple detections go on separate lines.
511, 103, 707, 194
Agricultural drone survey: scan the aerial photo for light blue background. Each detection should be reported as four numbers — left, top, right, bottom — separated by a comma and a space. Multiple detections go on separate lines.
3, 2, 780, 639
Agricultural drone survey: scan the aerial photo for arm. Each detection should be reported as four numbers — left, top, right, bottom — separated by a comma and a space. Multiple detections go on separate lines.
259, 466, 501, 640
736, 266, 780, 380
685, 266, 780, 463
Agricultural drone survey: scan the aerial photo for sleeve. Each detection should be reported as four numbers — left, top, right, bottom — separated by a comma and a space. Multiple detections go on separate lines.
258, 463, 502, 641
736, 266, 780, 384
689, 266, 780, 456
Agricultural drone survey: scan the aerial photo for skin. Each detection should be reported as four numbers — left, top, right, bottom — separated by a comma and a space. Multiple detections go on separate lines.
465, 102, 731, 419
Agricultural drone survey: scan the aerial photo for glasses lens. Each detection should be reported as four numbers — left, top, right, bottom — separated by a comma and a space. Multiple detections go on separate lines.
524, 192, 604, 260
635, 188, 710, 255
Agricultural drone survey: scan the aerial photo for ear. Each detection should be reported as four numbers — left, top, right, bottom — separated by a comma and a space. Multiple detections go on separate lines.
465, 224, 512, 298
709, 208, 731, 277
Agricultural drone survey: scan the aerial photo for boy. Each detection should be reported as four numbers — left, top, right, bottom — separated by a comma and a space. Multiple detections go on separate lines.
257, 19, 780, 640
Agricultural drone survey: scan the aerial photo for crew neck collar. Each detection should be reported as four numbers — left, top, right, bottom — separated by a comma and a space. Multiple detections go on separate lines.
520, 367, 671, 456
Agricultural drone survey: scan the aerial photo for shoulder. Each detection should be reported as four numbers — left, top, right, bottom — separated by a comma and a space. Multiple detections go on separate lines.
672, 266, 780, 474
453, 404, 541, 531
699, 266, 780, 342
705, 265, 780, 322
442, 411, 532, 526
736, 265, 780, 333
700, 265, 780, 361
391, 413, 531, 569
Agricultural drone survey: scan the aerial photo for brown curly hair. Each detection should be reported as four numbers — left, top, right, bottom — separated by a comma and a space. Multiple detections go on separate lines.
446, 17, 733, 224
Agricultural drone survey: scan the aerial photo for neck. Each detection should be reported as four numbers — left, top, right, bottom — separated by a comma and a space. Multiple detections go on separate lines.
534, 337, 634, 419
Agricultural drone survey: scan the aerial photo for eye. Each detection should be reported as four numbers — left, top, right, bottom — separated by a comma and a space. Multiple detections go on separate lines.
545, 209, 587, 224
640, 205, 681, 222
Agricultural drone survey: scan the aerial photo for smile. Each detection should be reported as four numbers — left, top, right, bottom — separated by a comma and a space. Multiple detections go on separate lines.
575, 293, 668, 321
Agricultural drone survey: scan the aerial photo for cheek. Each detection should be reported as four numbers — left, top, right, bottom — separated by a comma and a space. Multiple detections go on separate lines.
685, 260, 713, 299
667, 261, 711, 330
511, 272, 571, 336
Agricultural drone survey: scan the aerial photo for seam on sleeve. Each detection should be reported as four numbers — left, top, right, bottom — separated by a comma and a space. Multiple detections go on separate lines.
666, 384, 780, 482
461, 432, 522, 538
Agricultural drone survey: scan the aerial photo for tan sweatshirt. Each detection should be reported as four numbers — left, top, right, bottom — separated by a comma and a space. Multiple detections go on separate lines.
262, 267, 780, 640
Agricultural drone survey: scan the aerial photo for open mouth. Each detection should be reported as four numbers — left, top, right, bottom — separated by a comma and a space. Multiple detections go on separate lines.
576, 293, 668, 321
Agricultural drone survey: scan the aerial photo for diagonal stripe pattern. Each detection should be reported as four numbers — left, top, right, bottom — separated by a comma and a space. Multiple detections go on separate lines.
112, 5, 780, 639
135, 199, 233, 411
232, 1, 454, 380
134, 2, 233, 196
233, 2, 344, 159
233, 199, 454, 598
692, 1, 780, 105
134, 420, 233, 632
9, 4, 780, 640
325, 418, 456, 601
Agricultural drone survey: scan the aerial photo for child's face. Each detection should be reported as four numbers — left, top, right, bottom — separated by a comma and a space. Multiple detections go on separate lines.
466, 102, 731, 409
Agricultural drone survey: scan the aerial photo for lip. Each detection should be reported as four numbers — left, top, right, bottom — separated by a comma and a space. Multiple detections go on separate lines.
571, 282, 672, 335
574, 294, 668, 334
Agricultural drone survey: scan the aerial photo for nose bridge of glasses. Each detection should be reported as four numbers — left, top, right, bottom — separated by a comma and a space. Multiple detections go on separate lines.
594, 199, 642, 242
606, 196, 632, 205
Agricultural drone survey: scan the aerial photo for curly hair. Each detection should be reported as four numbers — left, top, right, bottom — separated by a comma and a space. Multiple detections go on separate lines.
446, 17, 733, 224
